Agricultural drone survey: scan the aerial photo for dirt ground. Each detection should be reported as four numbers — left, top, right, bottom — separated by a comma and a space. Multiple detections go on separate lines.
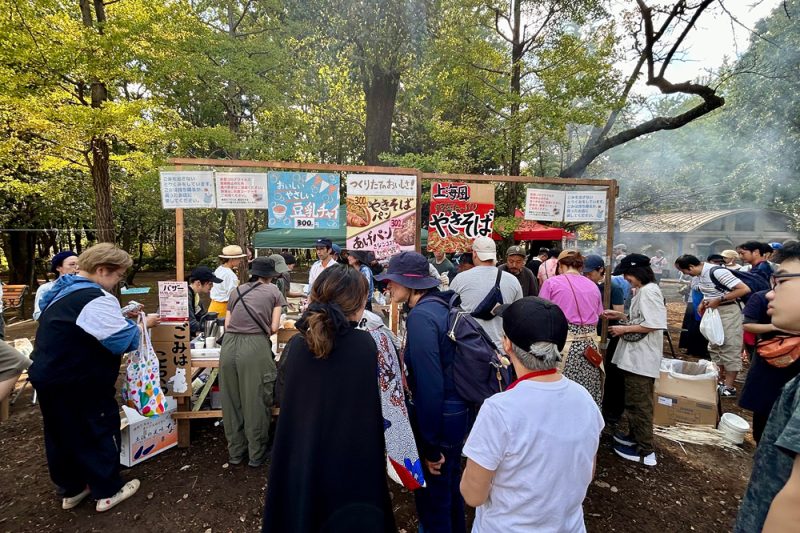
0, 275, 756, 532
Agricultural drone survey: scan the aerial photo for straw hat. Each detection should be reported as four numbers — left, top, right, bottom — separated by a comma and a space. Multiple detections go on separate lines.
720, 250, 739, 260
219, 245, 247, 259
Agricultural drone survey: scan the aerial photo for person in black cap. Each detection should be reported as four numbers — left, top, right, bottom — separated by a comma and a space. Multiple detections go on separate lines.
460, 297, 603, 531
219, 257, 286, 467
33, 250, 80, 321
187, 266, 223, 336
376, 251, 469, 532
306, 238, 335, 294
603, 253, 667, 467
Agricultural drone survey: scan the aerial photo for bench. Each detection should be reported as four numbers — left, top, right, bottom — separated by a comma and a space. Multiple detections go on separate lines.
2, 285, 29, 322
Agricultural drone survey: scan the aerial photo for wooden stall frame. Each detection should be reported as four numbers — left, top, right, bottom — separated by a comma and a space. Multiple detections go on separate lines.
164, 159, 618, 447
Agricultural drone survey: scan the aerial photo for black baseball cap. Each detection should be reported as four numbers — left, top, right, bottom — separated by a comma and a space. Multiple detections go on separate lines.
189, 266, 223, 283
281, 253, 297, 265
617, 253, 650, 271
495, 297, 568, 352
315, 238, 333, 248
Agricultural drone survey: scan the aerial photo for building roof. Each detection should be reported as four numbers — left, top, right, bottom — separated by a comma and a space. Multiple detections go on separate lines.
619, 209, 768, 234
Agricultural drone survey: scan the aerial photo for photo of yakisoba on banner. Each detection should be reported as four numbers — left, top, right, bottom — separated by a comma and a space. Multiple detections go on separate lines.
345, 174, 417, 260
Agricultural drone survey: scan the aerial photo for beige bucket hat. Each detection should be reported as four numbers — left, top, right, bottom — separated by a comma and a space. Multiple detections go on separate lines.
219, 245, 247, 259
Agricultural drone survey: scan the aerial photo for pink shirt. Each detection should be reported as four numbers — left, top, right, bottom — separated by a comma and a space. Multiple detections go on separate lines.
539, 274, 604, 325
537, 258, 559, 287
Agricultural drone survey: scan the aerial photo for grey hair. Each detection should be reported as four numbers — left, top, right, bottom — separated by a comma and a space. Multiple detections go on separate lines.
511, 341, 561, 371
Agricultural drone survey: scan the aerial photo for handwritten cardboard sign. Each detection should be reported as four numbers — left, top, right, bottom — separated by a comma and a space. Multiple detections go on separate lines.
151, 323, 192, 397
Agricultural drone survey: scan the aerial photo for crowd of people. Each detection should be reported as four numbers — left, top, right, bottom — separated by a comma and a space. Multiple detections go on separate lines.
2, 235, 800, 532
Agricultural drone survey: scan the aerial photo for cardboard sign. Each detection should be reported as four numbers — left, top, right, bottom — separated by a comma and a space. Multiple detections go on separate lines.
119, 401, 178, 467
563, 191, 607, 222
160, 171, 216, 209
151, 323, 192, 397
157, 281, 189, 322
267, 171, 340, 229
346, 174, 417, 260
524, 189, 566, 222
215, 172, 268, 209
428, 182, 495, 253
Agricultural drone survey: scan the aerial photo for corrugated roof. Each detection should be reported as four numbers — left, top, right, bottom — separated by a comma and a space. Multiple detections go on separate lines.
618, 209, 750, 233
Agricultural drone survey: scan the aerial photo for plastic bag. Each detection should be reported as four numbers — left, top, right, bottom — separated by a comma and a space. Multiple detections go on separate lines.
122, 316, 169, 417
699, 308, 725, 346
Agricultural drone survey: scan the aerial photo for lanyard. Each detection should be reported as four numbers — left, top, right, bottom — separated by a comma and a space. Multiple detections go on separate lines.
507, 369, 558, 390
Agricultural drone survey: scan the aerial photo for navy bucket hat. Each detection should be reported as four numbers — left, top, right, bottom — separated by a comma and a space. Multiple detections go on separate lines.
375, 251, 440, 289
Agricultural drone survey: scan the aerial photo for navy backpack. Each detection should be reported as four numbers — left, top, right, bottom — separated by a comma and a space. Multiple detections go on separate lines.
710, 266, 771, 303
429, 293, 511, 405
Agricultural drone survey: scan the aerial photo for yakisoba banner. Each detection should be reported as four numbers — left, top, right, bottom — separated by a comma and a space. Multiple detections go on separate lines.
428, 182, 495, 253
346, 174, 417, 260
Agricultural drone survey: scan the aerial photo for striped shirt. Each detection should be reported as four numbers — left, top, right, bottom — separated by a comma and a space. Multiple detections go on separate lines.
698, 263, 742, 300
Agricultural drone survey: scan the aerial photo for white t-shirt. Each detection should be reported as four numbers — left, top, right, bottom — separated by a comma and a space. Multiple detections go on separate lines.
612, 282, 667, 379
305, 258, 335, 294
210, 266, 239, 302
450, 265, 523, 350
697, 262, 741, 300
463, 377, 604, 533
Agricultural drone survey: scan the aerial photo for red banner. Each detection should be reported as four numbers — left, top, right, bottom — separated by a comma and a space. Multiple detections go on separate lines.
428, 182, 495, 253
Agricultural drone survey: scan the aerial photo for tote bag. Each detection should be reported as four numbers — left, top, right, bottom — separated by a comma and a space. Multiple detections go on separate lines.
122, 316, 169, 417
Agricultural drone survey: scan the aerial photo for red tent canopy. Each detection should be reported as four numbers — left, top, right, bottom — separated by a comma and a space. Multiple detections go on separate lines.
492, 210, 575, 241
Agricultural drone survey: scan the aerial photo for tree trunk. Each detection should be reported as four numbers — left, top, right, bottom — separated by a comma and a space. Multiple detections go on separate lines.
3, 231, 36, 286
364, 65, 400, 165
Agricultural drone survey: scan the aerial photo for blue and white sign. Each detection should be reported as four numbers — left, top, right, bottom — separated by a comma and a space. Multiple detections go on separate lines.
267, 171, 340, 229
160, 171, 216, 209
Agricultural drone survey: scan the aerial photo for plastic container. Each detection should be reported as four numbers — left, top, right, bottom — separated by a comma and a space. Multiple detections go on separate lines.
719, 412, 750, 444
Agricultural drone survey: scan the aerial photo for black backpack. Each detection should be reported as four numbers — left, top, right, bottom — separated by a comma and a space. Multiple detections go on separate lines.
470, 268, 504, 320
709, 266, 771, 303
426, 293, 511, 405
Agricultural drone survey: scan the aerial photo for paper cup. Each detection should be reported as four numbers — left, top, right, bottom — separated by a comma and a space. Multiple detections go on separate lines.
205, 336, 216, 349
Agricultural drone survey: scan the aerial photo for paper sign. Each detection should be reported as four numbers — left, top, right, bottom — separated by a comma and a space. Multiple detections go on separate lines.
563, 191, 607, 222
524, 189, 566, 222
267, 171, 340, 229
428, 182, 495, 253
151, 323, 192, 397
157, 281, 189, 322
160, 171, 216, 209
215, 172, 268, 209
346, 174, 417, 260
658, 396, 674, 407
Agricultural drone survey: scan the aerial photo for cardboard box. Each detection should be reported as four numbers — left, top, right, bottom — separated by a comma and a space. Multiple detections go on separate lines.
654, 359, 719, 427
150, 322, 192, 397
120, 399, 178, 467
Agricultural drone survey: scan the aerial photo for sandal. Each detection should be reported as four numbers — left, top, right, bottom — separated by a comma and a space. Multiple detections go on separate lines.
96, 479, 140, 513
62, 487, 91, 510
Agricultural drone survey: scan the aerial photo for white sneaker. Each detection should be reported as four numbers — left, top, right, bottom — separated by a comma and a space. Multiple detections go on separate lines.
96, 479, 140, 512
62, 487, 91, 510
613, 443, 657, 466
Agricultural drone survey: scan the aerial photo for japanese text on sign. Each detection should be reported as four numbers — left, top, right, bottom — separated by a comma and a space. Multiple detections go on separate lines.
158, 281, 189, 322
151, 323, 192, 397
160, 171, 216, 209
524, 189, 566, 222
268, 171, 340, 229
215, 172, 268, 209
563, 191, 607, 222
428, 182, 495, 253
346, 174, 416, 197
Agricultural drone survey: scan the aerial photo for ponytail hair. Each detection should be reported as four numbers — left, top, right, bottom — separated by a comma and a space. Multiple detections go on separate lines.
299, 264, 368, 359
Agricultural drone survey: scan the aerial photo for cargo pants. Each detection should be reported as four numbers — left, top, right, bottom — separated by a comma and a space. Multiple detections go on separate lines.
624, 371, 655, 455
219, 333, 277, 465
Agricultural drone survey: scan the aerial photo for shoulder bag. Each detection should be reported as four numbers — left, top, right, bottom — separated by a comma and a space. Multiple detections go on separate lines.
564, 275, 603, 367
470, 268, 504, 320
757, 335, 800, 368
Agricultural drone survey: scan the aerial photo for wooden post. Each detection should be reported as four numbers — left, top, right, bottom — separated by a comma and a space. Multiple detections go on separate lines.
176, 208, 185, 282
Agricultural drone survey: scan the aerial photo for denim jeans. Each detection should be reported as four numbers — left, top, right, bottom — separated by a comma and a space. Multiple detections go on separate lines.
414, 399, 469, 533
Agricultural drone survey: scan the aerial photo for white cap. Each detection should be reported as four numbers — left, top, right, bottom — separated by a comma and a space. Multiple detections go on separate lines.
472, 236, 497, 262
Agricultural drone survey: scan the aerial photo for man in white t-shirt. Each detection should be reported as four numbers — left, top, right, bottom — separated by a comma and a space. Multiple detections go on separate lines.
461, 297, 604, 533
675, 254, 751, 396
449, 236, 522, 350
305, 238, 336, 294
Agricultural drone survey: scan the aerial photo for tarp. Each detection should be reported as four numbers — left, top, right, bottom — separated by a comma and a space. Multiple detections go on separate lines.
253, 209, 429, 249
492, 210, 574, 241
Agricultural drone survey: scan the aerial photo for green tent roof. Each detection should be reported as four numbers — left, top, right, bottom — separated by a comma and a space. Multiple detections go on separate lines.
253, 209, 428, 249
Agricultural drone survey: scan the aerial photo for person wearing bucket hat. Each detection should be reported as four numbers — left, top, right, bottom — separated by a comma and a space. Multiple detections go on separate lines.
461, 297, 603, 531
219, 256, 286, 468
347, 250, 375, 311
377, 251, 469, 531
499, 245, 538, 297
33, 251, 80, 321
187, 266, 223, 336
210, 245, 247, 317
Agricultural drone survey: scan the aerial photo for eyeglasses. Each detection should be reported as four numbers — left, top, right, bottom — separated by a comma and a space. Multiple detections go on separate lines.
770, 273, 800, 289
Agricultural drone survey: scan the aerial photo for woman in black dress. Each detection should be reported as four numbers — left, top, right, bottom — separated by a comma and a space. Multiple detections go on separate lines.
263, 265, 396, 533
